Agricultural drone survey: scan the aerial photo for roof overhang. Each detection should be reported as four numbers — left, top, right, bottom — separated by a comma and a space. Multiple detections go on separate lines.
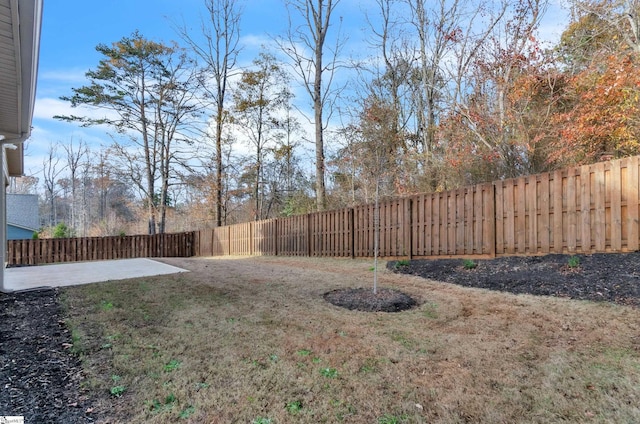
7, 222, 37, 232
0, 0, 43, 177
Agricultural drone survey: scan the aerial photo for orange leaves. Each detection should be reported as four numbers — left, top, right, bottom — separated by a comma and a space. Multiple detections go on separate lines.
550, 54, 640, 165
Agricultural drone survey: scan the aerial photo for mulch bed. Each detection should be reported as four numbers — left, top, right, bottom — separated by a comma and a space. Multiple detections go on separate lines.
0, 288, 99, 423
324, 287, 418, 312
388, 252, 640, 308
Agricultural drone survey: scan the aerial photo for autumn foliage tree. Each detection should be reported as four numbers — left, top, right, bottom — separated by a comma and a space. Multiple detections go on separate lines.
333, 98, 407, 203
435, 0, 640, 184
550, 53, 640, 165
436, 0, 548, 186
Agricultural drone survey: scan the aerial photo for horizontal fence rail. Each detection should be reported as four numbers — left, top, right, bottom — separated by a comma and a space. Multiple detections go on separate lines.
197, 156, 640, 259
6, 232, 195, 266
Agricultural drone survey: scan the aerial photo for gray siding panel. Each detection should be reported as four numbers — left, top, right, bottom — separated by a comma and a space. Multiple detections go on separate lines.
6, 193, 39, 230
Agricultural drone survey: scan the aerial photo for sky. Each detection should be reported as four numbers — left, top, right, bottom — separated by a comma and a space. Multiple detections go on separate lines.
26, 0, 570, 183
30, 0, 290, 175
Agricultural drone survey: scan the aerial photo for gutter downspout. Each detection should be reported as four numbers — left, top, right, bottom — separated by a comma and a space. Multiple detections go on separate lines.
0, 136, 24, 292
1, 136, 7, 292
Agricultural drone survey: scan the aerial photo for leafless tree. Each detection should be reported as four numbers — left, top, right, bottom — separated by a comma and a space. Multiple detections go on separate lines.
278, 0, 345, 211
61, 138, 88, 234
176, 0, 243, 226
7, 175, 38, 195
42, 142, 65, 227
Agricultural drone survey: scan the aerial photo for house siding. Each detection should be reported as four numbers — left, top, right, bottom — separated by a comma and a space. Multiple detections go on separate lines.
7, 224, 35, 240
6, 193, 39, 230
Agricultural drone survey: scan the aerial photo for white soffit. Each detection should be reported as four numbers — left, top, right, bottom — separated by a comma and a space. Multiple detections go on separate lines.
0, 0, 43, 176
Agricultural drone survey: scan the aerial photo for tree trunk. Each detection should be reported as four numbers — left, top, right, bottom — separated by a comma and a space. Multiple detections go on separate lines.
216, 104, 224, 227
314, 21, 327, 212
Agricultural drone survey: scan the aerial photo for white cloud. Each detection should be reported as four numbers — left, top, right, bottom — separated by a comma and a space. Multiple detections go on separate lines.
39, 68, 88, 85
538, 1, 570, 46
239, 33, 275, 52
33, 97, 120, 124
33, 97, 74, 121
21, 127, 119, 186
35, 68, 89, 99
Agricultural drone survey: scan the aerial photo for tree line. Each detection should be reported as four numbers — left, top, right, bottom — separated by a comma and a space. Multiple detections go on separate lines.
12, 0, 640, 236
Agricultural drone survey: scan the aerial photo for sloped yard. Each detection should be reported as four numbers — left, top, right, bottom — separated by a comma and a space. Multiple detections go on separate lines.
2, 255, 640, 423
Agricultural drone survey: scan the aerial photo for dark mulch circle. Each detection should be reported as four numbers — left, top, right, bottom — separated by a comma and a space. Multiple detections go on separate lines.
324, 287, 418, 312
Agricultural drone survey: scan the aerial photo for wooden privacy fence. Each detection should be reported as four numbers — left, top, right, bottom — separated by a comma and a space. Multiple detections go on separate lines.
198, 156, 640, 259
6, 232, 195, 266
7, 156, 640, 265
494, 157, 639, 255
198, 184, 496, 258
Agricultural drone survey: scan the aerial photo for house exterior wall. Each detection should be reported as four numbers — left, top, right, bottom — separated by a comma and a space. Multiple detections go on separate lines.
0, 0, 43, 291
6, 193, 39, 230
7, 224, 34, 240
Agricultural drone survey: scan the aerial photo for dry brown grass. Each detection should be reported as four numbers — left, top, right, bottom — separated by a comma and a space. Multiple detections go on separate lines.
61, 256, 640, 423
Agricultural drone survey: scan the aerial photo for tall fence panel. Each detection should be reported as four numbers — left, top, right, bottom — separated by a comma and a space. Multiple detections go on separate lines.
196, 229, 213, 257
254, 219, 277, 255
352, 198, 411, 257
212, 226, 230, 256
378, 198, 410, 257
309, 208, 353, 257
411, 183, 494, 257
6, 232, 195, 266
353, 203, 375, 257
277, 215, 309, 256
229, 222, 253, 255
494, 156, 640, 254
196, 156, 640, 259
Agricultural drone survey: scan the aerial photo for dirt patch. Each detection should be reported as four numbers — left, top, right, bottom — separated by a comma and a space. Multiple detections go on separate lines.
324, 287, 418, 312
388, 252, 640, 308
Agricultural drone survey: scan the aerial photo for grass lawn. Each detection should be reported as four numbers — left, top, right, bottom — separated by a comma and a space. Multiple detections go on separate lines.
61, 256, 640, 423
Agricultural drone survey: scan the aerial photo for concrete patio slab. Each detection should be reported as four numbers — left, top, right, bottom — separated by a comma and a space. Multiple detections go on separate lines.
4, 258, 188, 291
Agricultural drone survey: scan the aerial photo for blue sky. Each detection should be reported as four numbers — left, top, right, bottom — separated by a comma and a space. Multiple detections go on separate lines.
29, 0, 369, 176
27, 0, 569, 182
30, 0, 291, 173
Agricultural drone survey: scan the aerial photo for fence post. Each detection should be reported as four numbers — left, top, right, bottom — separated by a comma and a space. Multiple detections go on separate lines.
489, 183, 497, 257
274, 218, 279, 256
30, 239, 35, 265
249, 222, 254, 256
405, 197, 413, 259
6, 240, 12, 266
193, 231, 199, 257
349, 208, 355, 259
307, 213, 312, 257
627, 157, 640, 251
